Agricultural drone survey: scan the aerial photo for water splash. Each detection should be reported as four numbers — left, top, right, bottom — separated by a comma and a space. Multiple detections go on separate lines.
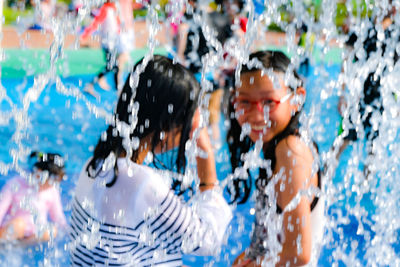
1, 0, 400, 266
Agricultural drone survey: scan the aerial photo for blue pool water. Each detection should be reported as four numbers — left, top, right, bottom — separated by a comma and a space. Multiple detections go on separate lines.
0, 63, 394, 266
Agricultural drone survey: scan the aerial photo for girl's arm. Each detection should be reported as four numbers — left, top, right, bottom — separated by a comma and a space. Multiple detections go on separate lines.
147, 113, 231, 255
233, 136, 316, 267
142, 183, 232, 257
25, 186, 67, 243
140, 156, 232, 257
190, 109, 218, 192
0, 181, 14, 225
176, 23, 189, 66
196, 127, 218, 192
273, 136, 316, 266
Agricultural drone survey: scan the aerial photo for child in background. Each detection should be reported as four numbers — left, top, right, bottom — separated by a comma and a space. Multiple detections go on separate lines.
29, 0, 56, 31
335, 6, 398, 174
69, 55, 232, 266
175, 0, 233, 149
80, 0, 121, 98
228, 51, 325, 266
0, 152, 67, 244
116, 0, 136, 90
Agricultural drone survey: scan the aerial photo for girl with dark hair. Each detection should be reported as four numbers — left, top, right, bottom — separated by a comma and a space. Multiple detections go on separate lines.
229, 51, 324, 266
0, 151, 67, 244
69, 55, 232, 266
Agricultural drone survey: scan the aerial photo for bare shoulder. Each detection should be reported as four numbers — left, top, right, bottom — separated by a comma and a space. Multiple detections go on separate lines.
274, 135, 317, 207
275, 135, 314, 165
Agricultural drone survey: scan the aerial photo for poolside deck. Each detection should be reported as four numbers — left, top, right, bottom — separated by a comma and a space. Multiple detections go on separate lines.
1, 21, 343, 79
1, 21, 287, 49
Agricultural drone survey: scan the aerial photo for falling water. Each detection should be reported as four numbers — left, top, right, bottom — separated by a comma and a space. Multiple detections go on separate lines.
0, 0, 399, 265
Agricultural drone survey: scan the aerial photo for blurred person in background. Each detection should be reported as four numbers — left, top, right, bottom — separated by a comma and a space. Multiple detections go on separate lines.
0, 152, 67, 245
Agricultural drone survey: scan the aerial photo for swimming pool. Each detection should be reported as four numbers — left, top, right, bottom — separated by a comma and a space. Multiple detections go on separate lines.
0, 60, 398, 266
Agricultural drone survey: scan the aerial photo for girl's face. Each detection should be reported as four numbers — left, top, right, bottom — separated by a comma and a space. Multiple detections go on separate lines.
234, 70, 303, 143
33, 169, 61, 190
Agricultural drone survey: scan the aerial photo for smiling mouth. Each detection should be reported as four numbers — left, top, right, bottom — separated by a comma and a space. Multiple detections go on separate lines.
251, 125, 267, 132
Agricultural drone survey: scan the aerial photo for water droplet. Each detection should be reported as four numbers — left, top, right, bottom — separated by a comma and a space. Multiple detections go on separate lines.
250, 208, 255, 215
168, 104, 174, 114
132, 137, 140, 150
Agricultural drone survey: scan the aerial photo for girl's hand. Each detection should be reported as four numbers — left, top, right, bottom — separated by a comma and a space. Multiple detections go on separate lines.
196, 125, 213, 154
196, 127, 217, 192
191, 110, 217, 192
191, 109, 213, 153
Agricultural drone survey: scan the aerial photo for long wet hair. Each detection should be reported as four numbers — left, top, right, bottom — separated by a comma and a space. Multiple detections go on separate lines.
86, 55, 200, 192
227, 50, 304, 204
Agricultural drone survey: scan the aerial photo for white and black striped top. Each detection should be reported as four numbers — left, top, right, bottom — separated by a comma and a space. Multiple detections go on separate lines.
69, 158, 232, 266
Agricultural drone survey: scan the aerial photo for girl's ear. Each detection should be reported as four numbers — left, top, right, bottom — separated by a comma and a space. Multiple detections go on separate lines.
56, 173, 64, 182
296, 86, 306, 97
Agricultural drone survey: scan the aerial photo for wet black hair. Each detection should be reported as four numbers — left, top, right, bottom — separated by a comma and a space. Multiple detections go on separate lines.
30, 151, 65, 177
86, 55, 200, 192
184, 10, 232, 73
226, 50, 304, 204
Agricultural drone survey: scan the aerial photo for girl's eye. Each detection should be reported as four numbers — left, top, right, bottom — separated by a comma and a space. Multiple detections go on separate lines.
262, 99, 274, 105
262, 99, 274, 106
262, 99, 277, 110
239, 100, 250, 105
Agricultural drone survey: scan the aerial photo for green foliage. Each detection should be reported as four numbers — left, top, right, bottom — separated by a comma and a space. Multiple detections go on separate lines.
133, 9, 148, 19
307, 2, 321, 21
335, 2, 349, 27
2, 0, 375, 33
133, 8, 164, 19
3, 6, 33, 25
266, 0, 374, 32
335, 0, 373, 27
267, 23, 285, 32
58, 0, 72, 4
350, 0, 370, 17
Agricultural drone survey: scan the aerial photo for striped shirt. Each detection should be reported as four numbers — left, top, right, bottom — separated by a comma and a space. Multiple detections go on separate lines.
69, 158, 232, 266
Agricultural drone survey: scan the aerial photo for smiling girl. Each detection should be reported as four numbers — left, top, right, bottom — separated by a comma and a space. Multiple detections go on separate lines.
228, 51, 325, 266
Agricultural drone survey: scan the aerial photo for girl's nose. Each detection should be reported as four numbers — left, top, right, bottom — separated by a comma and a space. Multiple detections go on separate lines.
248, 104, 266, 121
248, 101, 264, 113
255, 102, 263, 112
